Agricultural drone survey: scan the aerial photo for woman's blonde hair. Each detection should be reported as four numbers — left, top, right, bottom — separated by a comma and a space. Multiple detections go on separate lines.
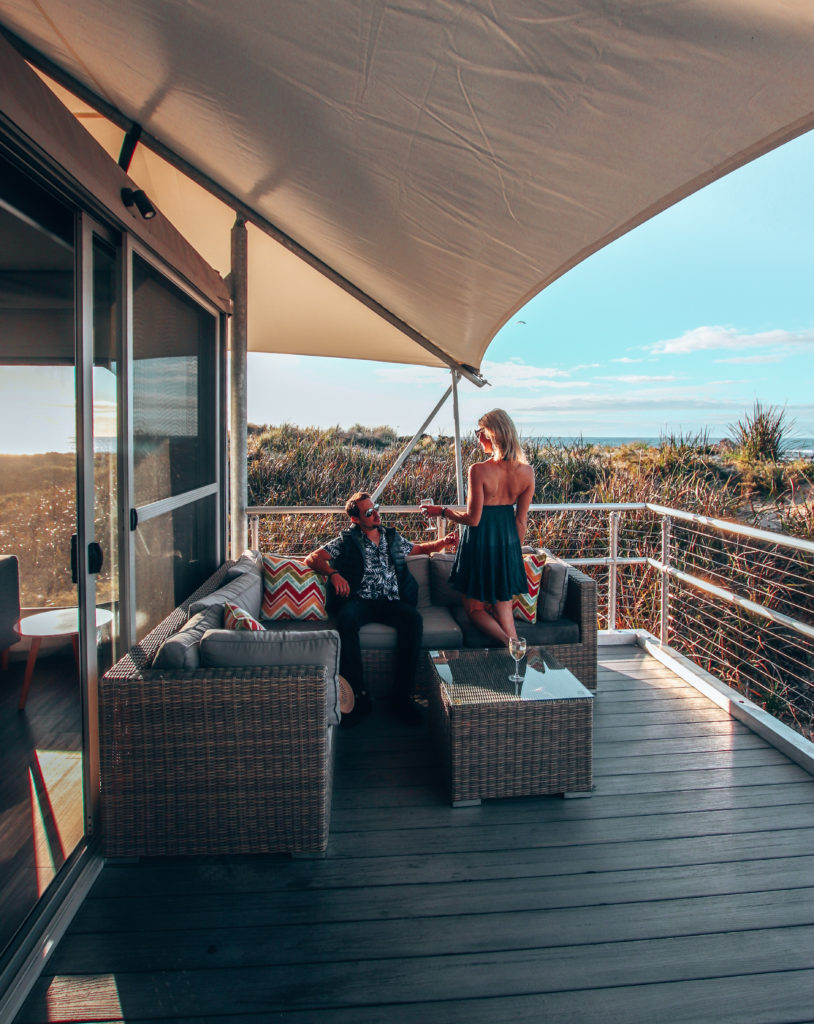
478, 409, 527, 463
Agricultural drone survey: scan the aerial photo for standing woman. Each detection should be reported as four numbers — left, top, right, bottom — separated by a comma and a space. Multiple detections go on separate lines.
423, 409, 535, 646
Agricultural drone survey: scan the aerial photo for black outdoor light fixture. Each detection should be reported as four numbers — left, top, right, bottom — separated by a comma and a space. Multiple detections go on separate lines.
121, 186, 156, 220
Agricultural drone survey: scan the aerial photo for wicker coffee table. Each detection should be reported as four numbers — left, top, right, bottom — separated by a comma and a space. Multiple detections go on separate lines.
429, 646, 593, 806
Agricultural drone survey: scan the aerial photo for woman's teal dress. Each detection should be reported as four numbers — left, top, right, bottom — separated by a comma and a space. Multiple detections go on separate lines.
448, 504, 527, 603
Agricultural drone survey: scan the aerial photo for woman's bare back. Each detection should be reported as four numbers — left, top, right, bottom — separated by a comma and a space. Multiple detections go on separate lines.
474, 458, 534, 506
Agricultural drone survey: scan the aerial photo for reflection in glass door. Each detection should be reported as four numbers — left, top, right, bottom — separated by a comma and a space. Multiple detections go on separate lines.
89, 233, 121, 680
0, 169, 86, 962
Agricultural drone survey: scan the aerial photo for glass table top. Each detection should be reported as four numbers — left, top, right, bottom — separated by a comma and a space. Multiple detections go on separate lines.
430, 647, 593, 705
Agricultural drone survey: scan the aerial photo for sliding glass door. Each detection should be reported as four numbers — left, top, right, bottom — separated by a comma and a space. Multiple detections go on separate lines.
0, 166, 115, 965
0, 146, 224, 998
129, 250, 221, 640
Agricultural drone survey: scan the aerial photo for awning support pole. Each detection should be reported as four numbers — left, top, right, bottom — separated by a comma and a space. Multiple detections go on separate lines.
230, 214, 248, 558
371, 386, 452, 503
117, 122, 142, 171
452, 370, 464, 503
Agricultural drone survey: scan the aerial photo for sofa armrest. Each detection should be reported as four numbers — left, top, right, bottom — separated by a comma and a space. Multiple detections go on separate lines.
199, 628, 342, 724
562, 564, 598, 642
100, 663, 334, 857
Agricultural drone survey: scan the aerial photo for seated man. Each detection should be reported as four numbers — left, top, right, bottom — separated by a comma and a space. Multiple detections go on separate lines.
305, 491, 455, 726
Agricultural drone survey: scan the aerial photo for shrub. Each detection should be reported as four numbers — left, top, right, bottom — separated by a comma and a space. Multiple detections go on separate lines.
729, 402, 793, 462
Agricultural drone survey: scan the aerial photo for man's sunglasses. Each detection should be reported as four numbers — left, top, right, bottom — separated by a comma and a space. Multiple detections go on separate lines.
361, 504, 380, 518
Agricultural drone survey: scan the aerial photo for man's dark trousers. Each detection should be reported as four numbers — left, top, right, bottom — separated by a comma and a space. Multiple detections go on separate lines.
335, 597, 423, 699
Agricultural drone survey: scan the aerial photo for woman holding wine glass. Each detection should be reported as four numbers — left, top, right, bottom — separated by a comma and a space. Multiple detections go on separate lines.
422, 409, 535, 648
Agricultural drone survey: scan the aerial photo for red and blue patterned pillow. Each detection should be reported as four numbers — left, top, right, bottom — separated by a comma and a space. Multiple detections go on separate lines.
512, 553, 546, 622
261, 554, 328, 621
224, 601, 264, 631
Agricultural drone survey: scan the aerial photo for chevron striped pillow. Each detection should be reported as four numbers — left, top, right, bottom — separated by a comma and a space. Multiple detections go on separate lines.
261, 553, 328, 621
224, 601, 264, 631
512, 553, 546, 622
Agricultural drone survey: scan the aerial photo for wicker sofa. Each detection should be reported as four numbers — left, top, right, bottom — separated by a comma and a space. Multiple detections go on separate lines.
99, 551, 597, 859
188, 549, 597, 694
100, 564, 340, 858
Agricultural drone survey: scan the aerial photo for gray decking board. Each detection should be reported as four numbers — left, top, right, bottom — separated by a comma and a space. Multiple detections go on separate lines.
15, 644, 814, 1024
67, 854, 814, 939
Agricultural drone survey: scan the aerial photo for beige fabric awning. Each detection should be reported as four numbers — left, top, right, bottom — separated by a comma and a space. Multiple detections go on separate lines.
1, 1, 814, 373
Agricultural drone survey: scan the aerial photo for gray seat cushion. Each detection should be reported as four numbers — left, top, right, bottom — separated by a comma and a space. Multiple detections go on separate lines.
262, 602, 461, 650
262, 615, 339, 634
419, 605, 463, 648
450, 605, 579, 648
348, 604, 462, 651
152, 605, 223, 668
199, 627, 342, 725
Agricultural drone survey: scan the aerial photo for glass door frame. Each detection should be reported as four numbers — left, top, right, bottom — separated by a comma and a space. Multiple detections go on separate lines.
76, 212, 120, 841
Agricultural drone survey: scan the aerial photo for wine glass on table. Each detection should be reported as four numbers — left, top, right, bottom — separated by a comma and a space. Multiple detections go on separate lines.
419, 497, 436, 532
508, 636, 527, 683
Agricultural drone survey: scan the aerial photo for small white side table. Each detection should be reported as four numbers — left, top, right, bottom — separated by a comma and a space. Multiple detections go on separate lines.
17, 607, 114, 711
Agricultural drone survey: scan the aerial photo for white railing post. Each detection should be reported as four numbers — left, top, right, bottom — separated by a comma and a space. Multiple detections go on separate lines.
660, 514, 671, 644
251, 515, 260, 551
608, 510, 619, 630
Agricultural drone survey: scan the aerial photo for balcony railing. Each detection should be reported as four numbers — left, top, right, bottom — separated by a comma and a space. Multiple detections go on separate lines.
246, 502, 814, 741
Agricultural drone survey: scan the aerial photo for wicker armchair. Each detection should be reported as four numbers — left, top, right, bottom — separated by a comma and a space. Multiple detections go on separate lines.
99, 565, 336, 857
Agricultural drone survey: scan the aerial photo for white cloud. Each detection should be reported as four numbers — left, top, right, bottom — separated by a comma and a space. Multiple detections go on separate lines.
611, 356, 641, 364
513, 393, 747, 415
480, 358, 570, 388
365, 357, 574, 390
599, 374, 680, 384
714, 353, 786, 365
650, 325, 814, 356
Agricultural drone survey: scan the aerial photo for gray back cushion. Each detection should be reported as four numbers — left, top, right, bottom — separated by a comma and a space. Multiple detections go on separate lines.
538, 561, 569, 621
406, 554, 432, 608
188, 570, 263, 619
152, 605, 223, 669
429, 552, 462, 607
225, 550, 263, 579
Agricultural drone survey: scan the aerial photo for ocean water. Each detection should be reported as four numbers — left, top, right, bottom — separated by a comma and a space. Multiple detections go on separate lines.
524, 436, 814, 457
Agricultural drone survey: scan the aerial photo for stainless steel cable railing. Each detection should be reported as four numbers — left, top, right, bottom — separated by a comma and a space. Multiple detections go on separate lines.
246, 500, 814, 740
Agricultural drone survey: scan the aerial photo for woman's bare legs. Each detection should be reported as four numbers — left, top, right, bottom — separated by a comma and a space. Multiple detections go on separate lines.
492, 599, 518, 642
463, 597, 517, 646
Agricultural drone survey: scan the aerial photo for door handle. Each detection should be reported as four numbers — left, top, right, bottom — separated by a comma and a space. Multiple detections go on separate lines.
88, 542, 104, 575
71, 536, 104, 578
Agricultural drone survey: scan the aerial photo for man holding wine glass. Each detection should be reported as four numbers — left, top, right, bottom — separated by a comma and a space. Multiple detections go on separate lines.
305, 491, 457, 727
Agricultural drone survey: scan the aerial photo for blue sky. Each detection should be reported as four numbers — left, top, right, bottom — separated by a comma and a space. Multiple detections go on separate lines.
248, 129, 814, 442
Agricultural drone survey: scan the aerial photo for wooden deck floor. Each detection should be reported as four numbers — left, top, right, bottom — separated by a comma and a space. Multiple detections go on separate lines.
15, 644, 814, 1023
